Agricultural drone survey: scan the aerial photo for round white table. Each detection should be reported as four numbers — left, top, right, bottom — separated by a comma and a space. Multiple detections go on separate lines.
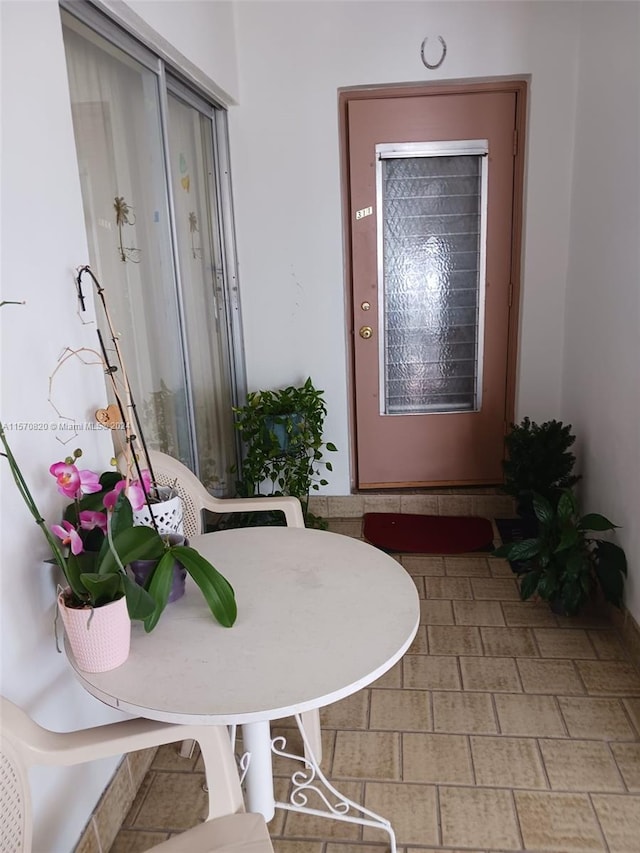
67, 527, 419, 843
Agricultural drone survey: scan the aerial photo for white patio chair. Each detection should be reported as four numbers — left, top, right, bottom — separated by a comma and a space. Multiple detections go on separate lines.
0, 695, 273, 853
130, 448, 305, 538
120, 450, 322, 763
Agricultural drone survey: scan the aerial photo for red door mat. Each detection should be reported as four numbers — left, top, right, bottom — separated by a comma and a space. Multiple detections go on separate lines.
363, 513, 495, 554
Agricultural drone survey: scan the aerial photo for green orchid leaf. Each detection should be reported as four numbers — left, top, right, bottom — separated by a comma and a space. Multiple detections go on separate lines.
580, 513, 618, 532
98, 525, 164, 575
142, 550, 176, 632
65, 552, 95, 599
79, 572, 123, 607
121, 572, 156, 621
172, 545, 237, 627
97, 492, 133, 564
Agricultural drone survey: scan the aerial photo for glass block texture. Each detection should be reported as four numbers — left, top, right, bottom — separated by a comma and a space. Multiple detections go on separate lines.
382, 155, 482, 414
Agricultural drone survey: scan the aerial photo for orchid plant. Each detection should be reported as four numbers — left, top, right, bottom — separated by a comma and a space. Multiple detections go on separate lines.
48, 448, 237, 631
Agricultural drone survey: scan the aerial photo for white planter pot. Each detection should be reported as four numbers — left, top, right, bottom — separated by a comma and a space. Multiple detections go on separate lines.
58, 592, 130, 673
132, 487, 184, 535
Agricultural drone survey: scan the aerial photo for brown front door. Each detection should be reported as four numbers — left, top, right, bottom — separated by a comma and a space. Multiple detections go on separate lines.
344, 84, 525, 488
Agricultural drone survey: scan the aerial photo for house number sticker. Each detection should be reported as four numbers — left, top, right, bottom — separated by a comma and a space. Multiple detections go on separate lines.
355, 206, 373, 220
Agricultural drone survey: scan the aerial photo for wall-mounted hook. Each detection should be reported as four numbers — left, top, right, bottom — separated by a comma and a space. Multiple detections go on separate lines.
420, 35, 447, 70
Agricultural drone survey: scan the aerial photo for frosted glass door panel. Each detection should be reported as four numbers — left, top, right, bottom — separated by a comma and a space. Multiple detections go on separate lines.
379, 152, 485, 415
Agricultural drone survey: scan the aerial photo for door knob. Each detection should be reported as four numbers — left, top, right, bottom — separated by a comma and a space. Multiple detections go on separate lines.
359, 326, 373, 340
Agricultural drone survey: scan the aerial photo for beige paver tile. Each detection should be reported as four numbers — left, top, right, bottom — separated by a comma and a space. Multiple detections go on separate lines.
419, 599, 454, 626
610, 742, 640, 791
363, 781, 438, 846
424, 577, 472, 600
502, 600, 559, 627
494, 693, 566, 737
332, 731, 400, 780
328, 497, 364, 517
444, 556, 491, 576
453, 600, 505, 626
534, 628, 597, 659
403, 655, 460, 691
282, 780, 362, 840
321, 690, 370, 729
369, 688, 432, 732
471, 577, 520, 600
471, 735, 547, 789
410, 575, 425, 599
576, 660, 640, 696
460, 656, 521, 692
481, 626, 538, 657
371, 660, 402, 689
109, 831, 170, 853
437, 495, 473, 516
427, 625, 482, 656
592, 793, 640, 853
399, 494, 439, 515
408, 625, 427, 653
327, 519, 362, 537
274, 842, 323, 853
432, 691, 497, 734
588, 630, 629, 660
402, 732, 473, 783
515, 791, 604, 851
559, 697, 637, 740
440, 786, 521, 849
539, 738, 624, 791
489, 557, 515, 577
517, 659, 584, 694
623, 698, 640, 735
131, 772, 207, 830
401, 554, 445, 576
363, 495, 400, 514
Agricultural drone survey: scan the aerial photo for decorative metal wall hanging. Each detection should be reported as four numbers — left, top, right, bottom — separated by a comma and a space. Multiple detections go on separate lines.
114, 195, 141, 263
189, 212, 202, 259
420, 35, 447, 70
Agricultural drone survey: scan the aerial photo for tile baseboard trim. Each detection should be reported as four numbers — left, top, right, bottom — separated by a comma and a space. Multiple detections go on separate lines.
608, 603, 640, 670
308, 493, 515, 519
75, 746, 158, 853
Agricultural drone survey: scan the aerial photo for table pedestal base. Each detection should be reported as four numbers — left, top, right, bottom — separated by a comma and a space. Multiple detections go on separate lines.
273, 714, 397, 852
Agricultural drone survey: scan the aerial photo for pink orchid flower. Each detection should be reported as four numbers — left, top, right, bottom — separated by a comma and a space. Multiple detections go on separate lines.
79, 510, 108, 534
51, 520, 84, 555
103, 470, 151, 512
49, 462, 101, 500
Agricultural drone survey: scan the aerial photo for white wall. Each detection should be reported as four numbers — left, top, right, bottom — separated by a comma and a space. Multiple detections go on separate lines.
563, 2, 640, 623
230, 0, 581, 494
0, 2, 238, 849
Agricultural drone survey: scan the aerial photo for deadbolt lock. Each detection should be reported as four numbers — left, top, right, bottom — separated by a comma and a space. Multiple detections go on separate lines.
359, 325, 373, 340
361, 301, 371, 311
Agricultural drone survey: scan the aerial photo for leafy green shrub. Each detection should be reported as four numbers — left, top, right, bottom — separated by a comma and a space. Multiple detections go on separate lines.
503, 418, 579, 507
494, 490, 626, 615
233, 378, 337, 527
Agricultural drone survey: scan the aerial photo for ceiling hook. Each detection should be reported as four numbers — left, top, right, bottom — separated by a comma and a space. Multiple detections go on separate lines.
420, 35, 447, 70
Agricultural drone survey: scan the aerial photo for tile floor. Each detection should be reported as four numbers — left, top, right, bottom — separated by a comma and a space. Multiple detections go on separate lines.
110, 517, 640, 852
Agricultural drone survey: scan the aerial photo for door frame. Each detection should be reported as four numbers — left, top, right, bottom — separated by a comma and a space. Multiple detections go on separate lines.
338, 78, 528, 490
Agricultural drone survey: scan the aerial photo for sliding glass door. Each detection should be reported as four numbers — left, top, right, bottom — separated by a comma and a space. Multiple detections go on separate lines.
61, 8, 239, 494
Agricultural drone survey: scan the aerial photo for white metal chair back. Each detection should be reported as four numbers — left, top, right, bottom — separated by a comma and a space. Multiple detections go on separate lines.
0, 697, 273, 853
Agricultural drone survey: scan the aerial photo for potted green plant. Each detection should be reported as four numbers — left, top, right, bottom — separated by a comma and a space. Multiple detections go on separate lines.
494, 490, 627, 615
233, 377, 337, 527
502, 418, 580, 520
